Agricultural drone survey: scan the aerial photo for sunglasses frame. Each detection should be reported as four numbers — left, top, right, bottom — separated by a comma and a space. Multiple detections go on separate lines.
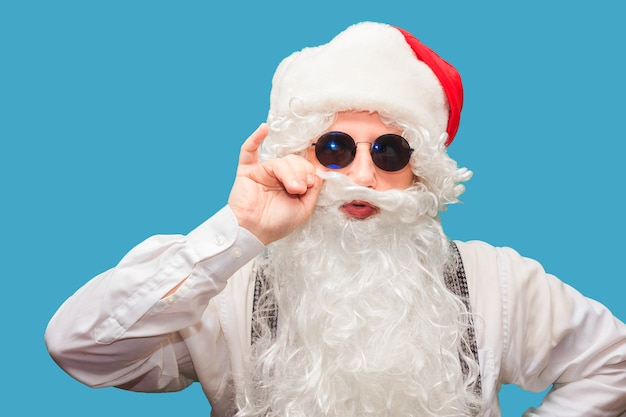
312, 131, 414, 172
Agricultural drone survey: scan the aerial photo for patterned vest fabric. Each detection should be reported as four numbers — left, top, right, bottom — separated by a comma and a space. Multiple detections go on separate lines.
445, 241, 482, 396
251, 240, 481, 397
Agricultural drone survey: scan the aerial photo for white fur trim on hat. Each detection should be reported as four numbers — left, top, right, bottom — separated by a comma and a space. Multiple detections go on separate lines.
268, 22, 448, 139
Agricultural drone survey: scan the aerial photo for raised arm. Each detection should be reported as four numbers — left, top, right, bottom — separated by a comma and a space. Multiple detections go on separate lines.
45, 124, 323, 392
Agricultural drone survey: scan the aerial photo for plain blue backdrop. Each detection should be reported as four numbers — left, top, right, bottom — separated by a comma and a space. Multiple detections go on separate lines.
2, 1, 624, 415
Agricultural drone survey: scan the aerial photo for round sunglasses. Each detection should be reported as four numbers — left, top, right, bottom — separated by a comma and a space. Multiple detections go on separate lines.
312, 131, 414, 172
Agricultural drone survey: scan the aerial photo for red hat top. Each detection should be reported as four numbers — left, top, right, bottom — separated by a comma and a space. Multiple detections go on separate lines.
394, 26, 463, 145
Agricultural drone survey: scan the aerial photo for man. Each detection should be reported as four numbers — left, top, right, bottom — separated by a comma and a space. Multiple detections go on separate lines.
45, 22, 626, 416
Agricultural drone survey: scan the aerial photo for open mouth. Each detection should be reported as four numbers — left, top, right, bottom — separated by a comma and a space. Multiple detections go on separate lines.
339, 200, 380, 220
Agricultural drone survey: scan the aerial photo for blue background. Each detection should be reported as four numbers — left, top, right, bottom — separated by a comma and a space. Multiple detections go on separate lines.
2, 1, 624, 415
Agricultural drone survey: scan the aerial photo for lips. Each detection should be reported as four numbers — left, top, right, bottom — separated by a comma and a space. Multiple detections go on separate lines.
339, 200, 380, 219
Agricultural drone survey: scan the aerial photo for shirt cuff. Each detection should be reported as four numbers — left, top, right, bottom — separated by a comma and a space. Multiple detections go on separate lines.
186, 205, 265, 277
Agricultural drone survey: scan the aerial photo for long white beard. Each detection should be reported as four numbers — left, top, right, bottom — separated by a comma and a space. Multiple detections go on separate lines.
237, 173, 481, 417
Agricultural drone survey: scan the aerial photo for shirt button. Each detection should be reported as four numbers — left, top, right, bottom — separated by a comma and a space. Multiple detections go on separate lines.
215, 235, 225, 246
232, 247, 242, 258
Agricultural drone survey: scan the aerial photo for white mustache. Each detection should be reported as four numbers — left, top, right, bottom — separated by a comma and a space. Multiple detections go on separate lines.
314, 170, 440, 221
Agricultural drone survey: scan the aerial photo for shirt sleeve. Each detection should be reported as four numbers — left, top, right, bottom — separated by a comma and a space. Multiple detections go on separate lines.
44, 206, 265, 392
473, 242, 626, 416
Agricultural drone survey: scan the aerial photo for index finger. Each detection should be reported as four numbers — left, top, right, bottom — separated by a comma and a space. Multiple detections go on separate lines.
238, 123, 269, 166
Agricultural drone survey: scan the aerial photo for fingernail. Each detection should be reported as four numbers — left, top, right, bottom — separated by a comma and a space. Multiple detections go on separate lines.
291, 180, 305, 190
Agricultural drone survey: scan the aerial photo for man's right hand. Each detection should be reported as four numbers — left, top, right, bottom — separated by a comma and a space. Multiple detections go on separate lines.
228, 123, 324, 245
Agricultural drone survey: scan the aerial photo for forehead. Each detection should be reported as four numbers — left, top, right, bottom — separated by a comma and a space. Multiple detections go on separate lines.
324, 111, 403, 137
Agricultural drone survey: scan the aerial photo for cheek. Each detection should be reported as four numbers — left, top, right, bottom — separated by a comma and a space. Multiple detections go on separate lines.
401, 170, 416, 187
379, 169, 415, 190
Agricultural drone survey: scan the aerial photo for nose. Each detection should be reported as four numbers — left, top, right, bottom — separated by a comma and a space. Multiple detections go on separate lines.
345, 142, 377, 188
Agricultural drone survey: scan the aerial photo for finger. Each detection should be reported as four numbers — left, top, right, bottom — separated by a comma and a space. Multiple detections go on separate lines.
268, 155, 316, 195
299, 173, 324, 209
283, 155, 318, 195
238, 123, 269, 166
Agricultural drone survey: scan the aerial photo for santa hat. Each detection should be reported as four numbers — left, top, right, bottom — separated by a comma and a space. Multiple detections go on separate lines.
268, 22, 463, 145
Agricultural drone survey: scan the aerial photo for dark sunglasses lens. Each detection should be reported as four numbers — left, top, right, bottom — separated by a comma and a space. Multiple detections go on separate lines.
371, 134, 412, 172
315, 132, 355, 169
